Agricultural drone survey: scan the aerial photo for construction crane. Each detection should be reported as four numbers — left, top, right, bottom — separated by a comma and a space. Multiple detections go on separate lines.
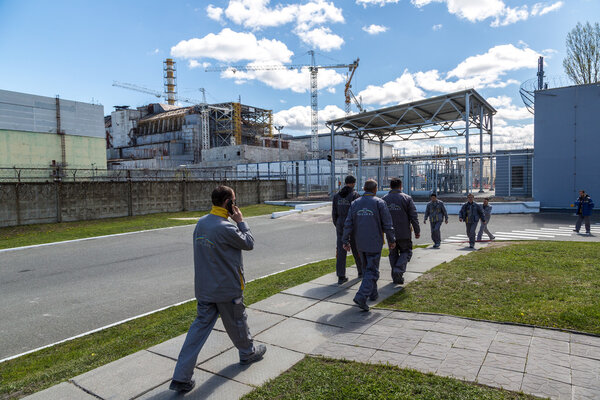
112, 81, 202, 105
205, 51, 360, 158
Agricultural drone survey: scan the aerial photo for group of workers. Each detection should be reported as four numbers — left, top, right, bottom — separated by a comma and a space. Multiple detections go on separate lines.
332, 175, 493, 311
167, 183, 595, 393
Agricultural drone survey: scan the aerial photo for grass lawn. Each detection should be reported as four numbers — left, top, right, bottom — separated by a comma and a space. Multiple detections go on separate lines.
379, 241, 600, 335
0, 203, 289, 250
242, 356, 538, 400
0, 255, 343, 399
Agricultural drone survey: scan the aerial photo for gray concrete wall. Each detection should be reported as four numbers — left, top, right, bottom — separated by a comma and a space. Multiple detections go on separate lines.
534, 84, 600, 208
0, 180, 286, 227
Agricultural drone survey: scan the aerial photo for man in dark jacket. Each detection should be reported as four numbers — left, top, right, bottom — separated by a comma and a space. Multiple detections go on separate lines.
343, 179, 395, 311
382, 178, 420, 285
170, 186, 266, 393
423, 193, 448, 248
332, 175, 362, 284
459, 193, 486, 249
574, 190, 594, 235
477, 198, 495, 241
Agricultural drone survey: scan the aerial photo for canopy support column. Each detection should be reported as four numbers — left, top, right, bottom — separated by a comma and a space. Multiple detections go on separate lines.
465, 92, 470, 194
330, 126, 335, 196
479, 106, 484, 193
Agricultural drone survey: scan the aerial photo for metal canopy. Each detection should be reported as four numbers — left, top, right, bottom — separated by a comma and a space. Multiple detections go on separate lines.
326, 89, 496, 141
326, 89, 497, 195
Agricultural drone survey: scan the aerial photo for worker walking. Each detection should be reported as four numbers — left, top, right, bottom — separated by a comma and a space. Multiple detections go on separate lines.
423, 193, 448, 248
332, 175, 363, 284
170, 186, 266, 393
459, 193, 486, 249
477, 198, 495, 241
574, 190, 594, 235
382, 178, 420, 285
343, 179, 395, 311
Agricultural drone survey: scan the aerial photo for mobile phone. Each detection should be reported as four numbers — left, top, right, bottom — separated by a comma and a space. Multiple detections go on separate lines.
226, 199, 235, 215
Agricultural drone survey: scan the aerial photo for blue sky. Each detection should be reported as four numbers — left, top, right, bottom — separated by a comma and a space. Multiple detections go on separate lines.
0, 0, 597, 153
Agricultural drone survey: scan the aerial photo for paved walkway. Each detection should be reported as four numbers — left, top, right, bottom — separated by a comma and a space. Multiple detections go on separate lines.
25, 243, 600, 400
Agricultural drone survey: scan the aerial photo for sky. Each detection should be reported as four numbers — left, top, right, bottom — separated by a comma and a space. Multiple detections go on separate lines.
0, 0, 597, 154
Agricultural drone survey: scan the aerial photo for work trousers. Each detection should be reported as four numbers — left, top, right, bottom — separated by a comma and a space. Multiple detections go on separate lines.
354, 252, 381, 303
477, 216, 494, 240
388, 239, 412, 278
336, 231, 363, 277
429, 220, 442, 246
173, 298, 254, 382
465, 223, 478, 246
575, 215, 591, 233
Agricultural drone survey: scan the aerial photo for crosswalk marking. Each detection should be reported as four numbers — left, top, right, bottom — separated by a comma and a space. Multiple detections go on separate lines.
442, 223, 599, 243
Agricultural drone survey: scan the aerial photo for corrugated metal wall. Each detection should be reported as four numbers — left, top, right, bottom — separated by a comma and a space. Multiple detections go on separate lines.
0, 89, 104, 138
533, 84, 600, 209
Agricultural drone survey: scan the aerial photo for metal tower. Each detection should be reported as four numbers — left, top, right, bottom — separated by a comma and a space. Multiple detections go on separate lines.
163, 59, 177, 105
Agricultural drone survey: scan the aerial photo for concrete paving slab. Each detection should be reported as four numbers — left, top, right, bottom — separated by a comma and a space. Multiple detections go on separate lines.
312, 341, 376, 362
402, 271, 422, 284
148, 331, 234, 365
324, 287, 359, 306
22, 382, 98, 400
310, 270, 359, 286
248, 293, 319, 317
429, 321, 468, 336
420, 331, 458, 348
453, 336, 493, 352
330, 332, 362, 345
71, 351, 176, 400
521, 374, 572, 400
571, 368, 600, 390
488, 341, 529, 358
530, 336, 570, 354
137, 369, 254, 400
526, 359, 571, 384
572, 385, 600, 400
255, 317, 340, 353
477, 366, 524, 392
496, 324, 535, 336
570, 354, 600, 372
368, 349, 408, 366
528, 347, 571, 368
389, 327, 427, 342
400, 355, 442, 374
379, 336, 420, 354
353, 333, 389, 349
293, 300, 357, 327
437, 348, 486, 382
362, 323, 397, 338
213, 308, 286, 336
571, 334, 600, 348
410, 342, 450, 360
533, 327, 571, 342
198, 342, 304, 387
483, 352, 526, 373
571, 342, 600, 360
495, 331, 532, 347
281, 282, 345, 300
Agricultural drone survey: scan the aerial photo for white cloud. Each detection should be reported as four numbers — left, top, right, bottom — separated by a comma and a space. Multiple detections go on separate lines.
358, 70, 426, 105
487, 96, 532, 121
188, 60, 211, 69
274, 104, 345, 133
432, 24, 443, 31
171, 28, 293, 63
210, 0, 345, 52
410, 0, 565, 27
356, 0, 400, 6
357, 43, 539, 107
362, 24, 388, 34
493, 123, 534, 150
206, 4, 224, 21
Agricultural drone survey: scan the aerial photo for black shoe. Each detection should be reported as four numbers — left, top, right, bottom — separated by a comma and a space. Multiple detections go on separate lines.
240, 344, 267, 365
353, 298, 369, 311
369, 293, 379, 301
338, 276, 349, 285
169, 379, 195, 393
469, 245, 474, 249
392, 272, 404, 285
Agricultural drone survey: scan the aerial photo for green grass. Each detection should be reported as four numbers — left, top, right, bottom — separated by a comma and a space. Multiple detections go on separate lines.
0, 204, 289, 250
242, 356, 539, 400
379, 241, 600, 334
0, 254, 342, 400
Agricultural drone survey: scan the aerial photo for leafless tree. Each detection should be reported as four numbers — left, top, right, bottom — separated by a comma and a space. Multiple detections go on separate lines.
563, 22, 600, 85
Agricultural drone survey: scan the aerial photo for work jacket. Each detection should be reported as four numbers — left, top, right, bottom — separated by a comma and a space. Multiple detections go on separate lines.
382, 189, 420, 240
575, 195, 594, 216
193, 213, 254, 303
332, 186, 360, 233
459, 201, 486, 224
482, 204, 493, 221
342, 193, 395, 253
424, 200, 448, 223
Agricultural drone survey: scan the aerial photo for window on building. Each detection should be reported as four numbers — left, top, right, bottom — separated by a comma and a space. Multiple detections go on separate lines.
511, 166, 524, 189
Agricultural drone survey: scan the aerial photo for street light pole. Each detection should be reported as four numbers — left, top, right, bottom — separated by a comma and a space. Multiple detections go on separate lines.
274, 125, 284, 178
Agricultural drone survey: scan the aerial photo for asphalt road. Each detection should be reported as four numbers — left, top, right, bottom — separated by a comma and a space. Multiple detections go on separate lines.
1, 207, 598, 359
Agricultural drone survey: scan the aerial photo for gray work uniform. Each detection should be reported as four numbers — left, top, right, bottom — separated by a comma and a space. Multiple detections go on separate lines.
382, 190, 420, 279
477, 204, 494, 240
343, 193, 395, 303
424, 200, 448, 246
459, 201, 486, 247
173, 213, 255, 383
332, 187, 362, 277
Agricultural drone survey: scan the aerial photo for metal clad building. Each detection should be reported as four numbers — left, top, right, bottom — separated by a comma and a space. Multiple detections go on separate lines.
495, 150, 533, 197
533, 83, 600, 209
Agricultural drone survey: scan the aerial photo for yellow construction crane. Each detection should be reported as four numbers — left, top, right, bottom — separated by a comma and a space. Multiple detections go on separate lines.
206, 51, 359, 158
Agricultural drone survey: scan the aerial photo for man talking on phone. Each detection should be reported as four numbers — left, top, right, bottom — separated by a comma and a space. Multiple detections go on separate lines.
169, 185, 266, 393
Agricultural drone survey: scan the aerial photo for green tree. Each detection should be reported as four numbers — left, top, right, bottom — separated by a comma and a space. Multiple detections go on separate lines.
563, 22, 600, 85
